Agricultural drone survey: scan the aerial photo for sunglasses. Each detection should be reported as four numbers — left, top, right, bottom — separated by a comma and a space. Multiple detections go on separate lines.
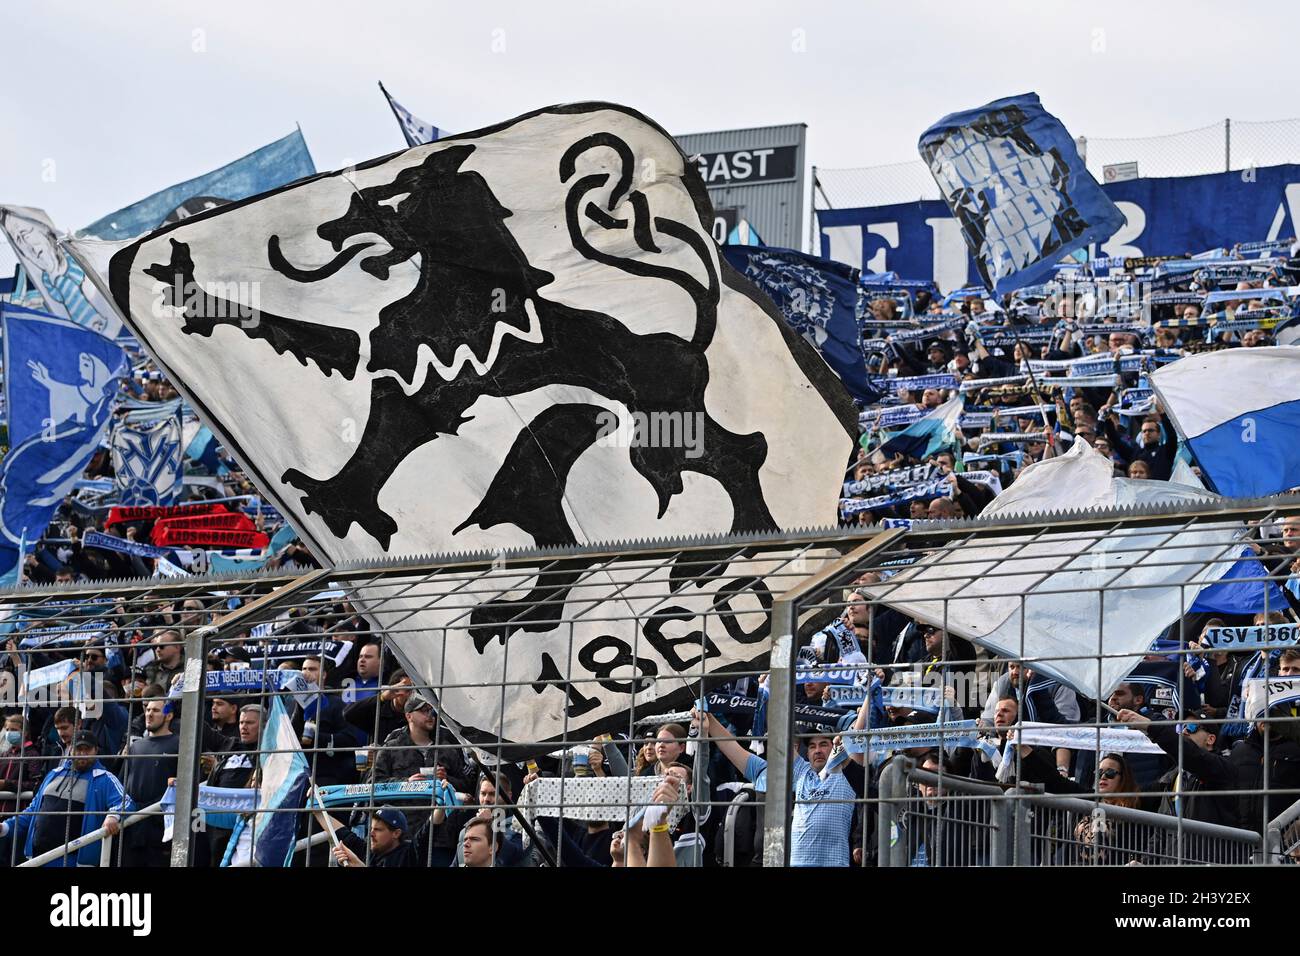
1180, 723, 1202, 735
1098, 768, 1121, 780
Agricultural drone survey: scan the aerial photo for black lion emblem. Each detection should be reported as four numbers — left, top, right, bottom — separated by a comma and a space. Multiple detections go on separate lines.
141, 136, 780, 630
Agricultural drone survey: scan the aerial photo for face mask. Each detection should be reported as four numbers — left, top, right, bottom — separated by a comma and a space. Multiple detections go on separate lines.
4, 731, 19, 746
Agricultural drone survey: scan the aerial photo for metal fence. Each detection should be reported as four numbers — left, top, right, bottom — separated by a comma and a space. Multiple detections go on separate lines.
3, 497, 1300, 867
877, 758, 1263, 866
815, 116, 1300, 209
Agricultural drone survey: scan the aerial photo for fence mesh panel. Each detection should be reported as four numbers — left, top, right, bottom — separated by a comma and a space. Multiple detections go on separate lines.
3, 500, 1300, 867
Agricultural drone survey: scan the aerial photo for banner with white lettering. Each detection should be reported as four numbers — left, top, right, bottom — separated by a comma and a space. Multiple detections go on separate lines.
1201, 623, 1300, 652
917, 93, 1123, 294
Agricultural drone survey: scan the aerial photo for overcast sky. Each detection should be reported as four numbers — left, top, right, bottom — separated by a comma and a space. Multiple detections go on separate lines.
3, 0, 1297, 274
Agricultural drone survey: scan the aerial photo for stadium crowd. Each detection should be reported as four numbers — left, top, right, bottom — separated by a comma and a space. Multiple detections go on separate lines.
2, 238, 1300, 868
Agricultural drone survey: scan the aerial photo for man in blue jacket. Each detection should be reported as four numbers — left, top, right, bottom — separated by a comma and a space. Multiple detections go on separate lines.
0, 731, 134, 866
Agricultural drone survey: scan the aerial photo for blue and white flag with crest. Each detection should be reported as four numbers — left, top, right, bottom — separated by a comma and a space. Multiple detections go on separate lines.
112, 415, 183, 506
722, 246, 881, 404
0, 304, 126, 578
918, 93, 1123, 295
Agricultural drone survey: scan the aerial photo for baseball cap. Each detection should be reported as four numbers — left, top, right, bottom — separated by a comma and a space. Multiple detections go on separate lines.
372, 806, 408, 833
404, 696, 434, 715
71, 730, 98, 750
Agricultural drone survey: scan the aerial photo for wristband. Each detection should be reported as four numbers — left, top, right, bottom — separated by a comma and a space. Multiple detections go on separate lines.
650, 823, 670, 833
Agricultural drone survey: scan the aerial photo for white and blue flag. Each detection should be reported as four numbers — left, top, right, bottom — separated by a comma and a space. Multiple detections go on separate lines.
221, 694, 310, 867
112, 415, 184, 506
1152, 347, 1300, 499
918, 93, 1123, 295
379, 82, 439, 147
0, 207, 123, 338
0, 304, 126, 580
876, 394, 964, 460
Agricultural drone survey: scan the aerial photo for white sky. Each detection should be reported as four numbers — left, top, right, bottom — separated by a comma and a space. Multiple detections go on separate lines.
3, 0, 1297, 274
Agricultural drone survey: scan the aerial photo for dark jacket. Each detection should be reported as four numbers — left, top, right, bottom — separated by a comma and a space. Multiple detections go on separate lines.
0, 741, 46, 813
121, 732, 180, 849
1142, 722, 1237, 828
343, 692, 406, 745
298, 694, 363, 787
1103, 413, 1177, 480
370, 726, 472, 795
207, 739, 259, 790
338, 826, 422, 867
953, 475, 996, 518
1227, 728, 1300, 834
1202, 653, 1250, 716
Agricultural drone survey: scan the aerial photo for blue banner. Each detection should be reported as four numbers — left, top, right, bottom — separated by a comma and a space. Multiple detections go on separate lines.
83, 530, 170, 559
917, 93, 1123, 294
315, 780, 461, 808
722, 246, 880, 404
0, 304, 127, 579
819, 163, 1300, 294
79, 130, 316, 241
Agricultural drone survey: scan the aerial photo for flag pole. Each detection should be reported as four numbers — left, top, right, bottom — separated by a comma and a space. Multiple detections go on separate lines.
311, 786, 349, 866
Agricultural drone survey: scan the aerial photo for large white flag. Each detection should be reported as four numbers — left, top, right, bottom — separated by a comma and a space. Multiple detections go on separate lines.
69, 103, 856, 752
865, 441, 1243, 700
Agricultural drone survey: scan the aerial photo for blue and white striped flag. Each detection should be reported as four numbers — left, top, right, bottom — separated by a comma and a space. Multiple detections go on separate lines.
1152, 347, 1300, 498
220, 694, 309, 867
876, 395, 964, 460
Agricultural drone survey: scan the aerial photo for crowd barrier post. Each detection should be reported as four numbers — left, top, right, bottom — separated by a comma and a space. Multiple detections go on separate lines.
765, 531, 905, 866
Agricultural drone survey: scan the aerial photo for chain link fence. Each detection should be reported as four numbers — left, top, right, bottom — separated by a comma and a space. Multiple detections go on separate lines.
3, 499, 1300, 867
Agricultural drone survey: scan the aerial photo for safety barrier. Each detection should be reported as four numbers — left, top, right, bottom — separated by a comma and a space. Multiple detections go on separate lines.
876, 758, 1261, 866
3, 495, 1300, 867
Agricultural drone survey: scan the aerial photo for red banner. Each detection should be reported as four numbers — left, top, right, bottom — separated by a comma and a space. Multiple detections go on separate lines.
149, 512, 256, 546
150, 512, 254, 533
151, 528, 270, 549
106, 502, 228, 526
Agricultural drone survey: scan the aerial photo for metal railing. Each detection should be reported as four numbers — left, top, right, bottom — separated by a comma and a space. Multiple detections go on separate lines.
17, 800, 163, 868
721, 785, 757, 867
1265, 797, 1300, 865
876, 758, 1263, 866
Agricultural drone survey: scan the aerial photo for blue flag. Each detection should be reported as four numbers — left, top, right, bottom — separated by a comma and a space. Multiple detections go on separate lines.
184, 423, 226, 475
918, 93, 1123, 294
78, 130, 316, 241
111, 415, 183, 505
1189, 547, 1290, 616
379, 82, 440, 147
0, 304, 126, 579
722, 246, 880, 404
